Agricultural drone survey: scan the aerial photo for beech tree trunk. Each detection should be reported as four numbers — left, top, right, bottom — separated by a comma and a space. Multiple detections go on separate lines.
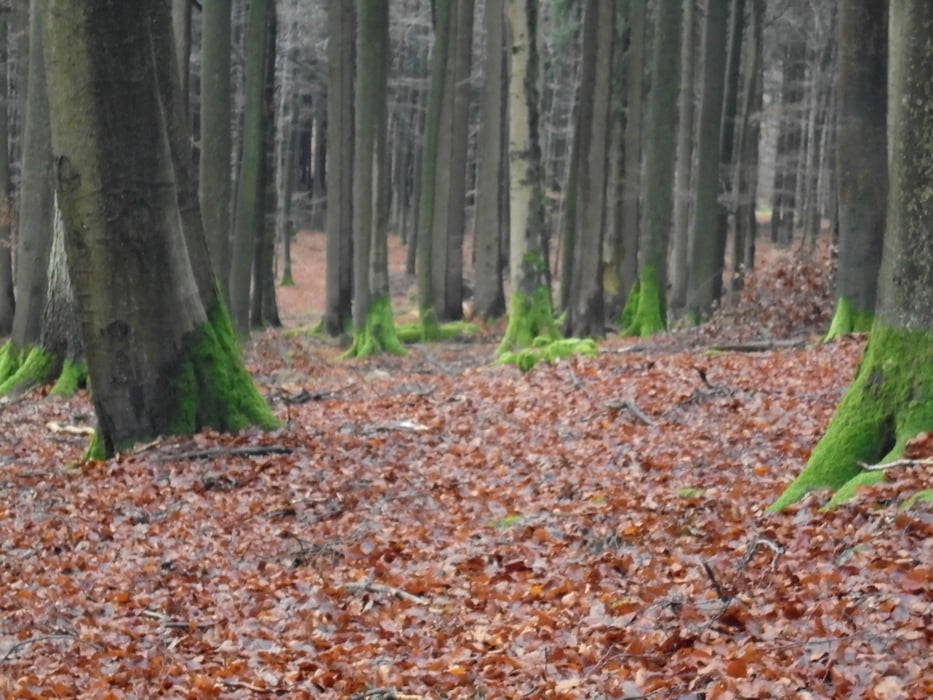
622, 0, 682, 337
825, 0, 887, 339
323, 0, 355, 337
771, 0, 933, 510
46, 0, 276, 456
0, 11, 12, 335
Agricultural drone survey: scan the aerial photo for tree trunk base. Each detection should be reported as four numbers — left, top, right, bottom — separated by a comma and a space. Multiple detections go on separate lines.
824, 296, 874, 341
495, 288, 559, 358
621, 267, 666, 337
0, 345, 58, 395
342, 296, 406, 360
770, 326, 933, 510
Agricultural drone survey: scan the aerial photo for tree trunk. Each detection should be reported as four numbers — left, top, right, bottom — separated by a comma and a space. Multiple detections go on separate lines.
323, 0, 355, 337
200, 0, 234, 301
46, 0, 276, 457
622, 0, 681, 337
685, 0, 729, 320
0, 11, 13, 335
172, 0, 192, 122
229, 0, 272, 337
825, 0, 886, 339
771, 0, 932, 511
345, 0, 401, 358
497, 0, 559, 355
472, 0, 507, 320
669, 0, 697, 314
769, 39, 806, 247
563, 0, 612, 338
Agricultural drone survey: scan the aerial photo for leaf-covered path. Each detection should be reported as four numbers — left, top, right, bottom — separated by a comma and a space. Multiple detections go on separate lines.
1, 328, 930, 698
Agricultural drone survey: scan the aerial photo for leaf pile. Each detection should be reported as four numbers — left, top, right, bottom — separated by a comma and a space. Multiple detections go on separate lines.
1, 331, 930, 698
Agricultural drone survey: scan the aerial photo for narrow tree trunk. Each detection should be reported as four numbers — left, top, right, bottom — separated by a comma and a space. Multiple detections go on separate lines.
172, 0, 192, 121
0, 11, 13, 335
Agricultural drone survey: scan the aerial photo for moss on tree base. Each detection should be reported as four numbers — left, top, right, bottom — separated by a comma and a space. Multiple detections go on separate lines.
621, 266, 666, 337
824, 296, 874, 341
496, 288, 559, 358
770, 326, 933, 510
0, 346, 58, 395
341, 295, 406, 359
50, 359, 87, 397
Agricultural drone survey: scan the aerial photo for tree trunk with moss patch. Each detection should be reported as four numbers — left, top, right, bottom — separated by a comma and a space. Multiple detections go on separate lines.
771, 0, 933, 510
46, 0, 277, 457
825, 0, 887, 341
622, 0, 682, 337
344, 0, 402, 359
498, 0, 558, 356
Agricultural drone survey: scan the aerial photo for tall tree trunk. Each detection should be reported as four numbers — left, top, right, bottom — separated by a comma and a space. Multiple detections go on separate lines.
229, 0, 272, 337
686, 0, 729, 320
825, 0, 887, 339
0, 11, 13, 335
473, 0, 507, 320
732, 0, 763, 290
497, 0, 559, 355
669, 0, 697, 314
345, 0, 401, 358
200, 0, 234, 301
564, 0, 612, 338
772, 0, 933, 510
770, 39, 806, 247
172, 0, 192, 121
622, 0, 682, 337
46, 0, 276, 456
323, 0, 355, 337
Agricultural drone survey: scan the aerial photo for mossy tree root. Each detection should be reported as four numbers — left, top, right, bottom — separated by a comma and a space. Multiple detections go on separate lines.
0, 346, 58, 395
49, 359, 87, 397
621, 266, 666, 337
342, 295, 406, 360
770, 326, 933, 510
824, 296, 874, 341
496, 288, 560, 358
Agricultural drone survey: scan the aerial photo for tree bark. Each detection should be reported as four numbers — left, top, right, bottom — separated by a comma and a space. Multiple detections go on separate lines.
0, 11, 12, 335
686, 0, 729, 320
200, 0, 234, 301
46, 0, 276, 456
323, 0, 355, 336
771, 0, 933, 510
622, 0, 682, 337
472, 0, 507, 320
825, 0, 886, 339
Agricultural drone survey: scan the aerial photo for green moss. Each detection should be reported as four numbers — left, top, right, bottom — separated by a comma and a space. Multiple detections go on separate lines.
341, 295, 406, 359
0, 342, 26, 384
498, 337, 597, 372
621, 266, 666, 337
824, 296, 874, 341
0, 346, 58, 395
279, 273, 295, 287
155, 296, 279, 446
417, 306, 442, 342
49, 359, 87, 397
770, 325, 933, 511
396, 319, 478, 344
901, 489, 933, 510
496, 288, 560, 358
82, 431, 106, 461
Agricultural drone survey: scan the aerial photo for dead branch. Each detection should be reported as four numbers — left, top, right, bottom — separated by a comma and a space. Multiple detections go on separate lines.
142, 609, 214, 630
0, 633, 77, 664
858, 457, 933, 471
707, 338, 808, 352
606, 398, 656, 427
738, 536, 785, 571
155, 444, 294, 462
46, 421, 95, 436
701, 561, 731, 602
339, 580, 427, 605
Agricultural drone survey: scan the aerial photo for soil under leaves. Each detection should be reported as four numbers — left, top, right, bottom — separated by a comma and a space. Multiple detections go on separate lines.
1, 236, 931, 698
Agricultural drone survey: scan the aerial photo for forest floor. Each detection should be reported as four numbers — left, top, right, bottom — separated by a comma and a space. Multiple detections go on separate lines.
1, 234, 931, 698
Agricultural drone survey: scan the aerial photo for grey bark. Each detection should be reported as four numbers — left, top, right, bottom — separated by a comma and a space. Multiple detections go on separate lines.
0, 12, 13, 334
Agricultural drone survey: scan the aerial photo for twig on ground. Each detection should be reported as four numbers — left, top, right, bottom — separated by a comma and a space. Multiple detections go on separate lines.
738, 536, 785, 571
707, 338, 808, 353
339, 580, 427, 605
858, 457, 933, 471
564, 364, 585, 391
142, 609, 214, 630
606, 398, 656, 427
222, 680, 285, 694
155, 444, 294, 462
0, 633, 77, 664
701, 561, 731, 602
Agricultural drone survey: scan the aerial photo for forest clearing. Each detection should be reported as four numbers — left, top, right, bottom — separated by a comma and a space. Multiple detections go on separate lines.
1, 238, 930, 698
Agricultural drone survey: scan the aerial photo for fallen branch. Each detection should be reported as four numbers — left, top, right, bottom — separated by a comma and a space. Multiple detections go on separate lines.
606, 398, 656, 427
0, 633, 77, 664
707, 338, 808, 353
701, 561, 731, 602
738, 536, 785, 571
142, 609, 214, 630
338, 580, 427, 605
155, 444, 294, 462
858, 457, 933, 471
46, 421, 95, 436
352, 690, 427, 700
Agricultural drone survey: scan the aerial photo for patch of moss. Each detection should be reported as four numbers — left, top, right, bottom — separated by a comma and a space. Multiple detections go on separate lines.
621, 266, 665, 337
396, 319, 478, 344
279, 273, 295, 287
496, 287, 560, 358
341, 295, 406, 360
0, 342, 26, 385
0, 346, 57, 395
824, 296, 874, 341
770, 325, 933, 511
498, 336, 597, 372
49, 359, 87, 397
